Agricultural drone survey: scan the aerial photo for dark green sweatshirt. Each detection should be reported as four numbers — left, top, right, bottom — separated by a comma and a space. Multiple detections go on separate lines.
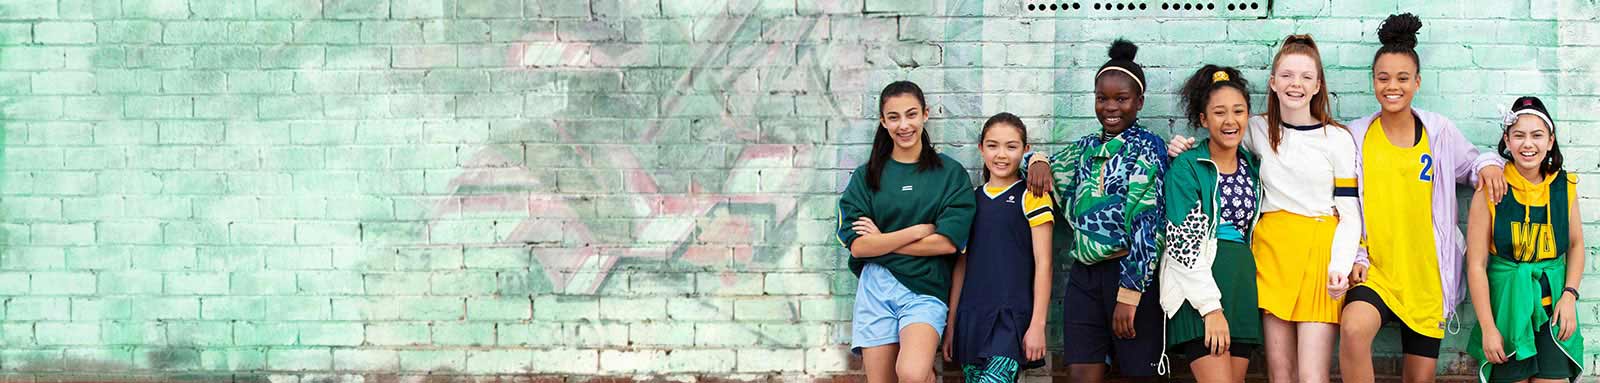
836, 153, 976, 303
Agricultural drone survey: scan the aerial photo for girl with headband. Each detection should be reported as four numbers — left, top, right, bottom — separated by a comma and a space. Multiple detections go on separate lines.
1024, 39, 1169, 383
1465, 96, 1584, 382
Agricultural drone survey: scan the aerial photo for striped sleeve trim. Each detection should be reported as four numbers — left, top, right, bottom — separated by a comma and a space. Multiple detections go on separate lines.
1023, 191, 1055, 227
1333, 177, 1358, 197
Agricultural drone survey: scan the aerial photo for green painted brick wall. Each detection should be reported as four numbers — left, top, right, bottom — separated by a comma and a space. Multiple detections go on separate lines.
0, 0, 1596, 380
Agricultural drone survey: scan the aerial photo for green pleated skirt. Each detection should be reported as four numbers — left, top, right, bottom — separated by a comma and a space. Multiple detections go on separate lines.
1166, 240, 1263, 348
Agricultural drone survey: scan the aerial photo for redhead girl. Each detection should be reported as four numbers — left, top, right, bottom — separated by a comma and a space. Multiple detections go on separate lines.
1167, 34, 1359, 383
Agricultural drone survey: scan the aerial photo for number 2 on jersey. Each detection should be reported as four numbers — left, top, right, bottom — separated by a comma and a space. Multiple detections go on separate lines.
1418, 154, 1433, 182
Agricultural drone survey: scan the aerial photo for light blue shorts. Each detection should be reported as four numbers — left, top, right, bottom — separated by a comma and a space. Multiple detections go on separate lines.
851, 263, 948, 354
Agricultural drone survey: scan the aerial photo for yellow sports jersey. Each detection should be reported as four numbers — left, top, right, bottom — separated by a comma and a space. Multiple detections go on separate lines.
1359, 119, 1444, 338
984, 182, 1055, 227
1489, 171, 1579, 261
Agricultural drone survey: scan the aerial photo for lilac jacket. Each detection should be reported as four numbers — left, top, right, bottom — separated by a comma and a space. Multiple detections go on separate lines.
1346, 108, 1505, 323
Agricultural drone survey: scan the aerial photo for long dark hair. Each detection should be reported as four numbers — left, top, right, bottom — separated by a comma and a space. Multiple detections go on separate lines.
1265, 34, 1344, 152
865, 81, 940, 191
1498, 96, 1564, 176
1372, 13, 1422, 70
1179, 65, 1249, 130
978, 112, 1027, 182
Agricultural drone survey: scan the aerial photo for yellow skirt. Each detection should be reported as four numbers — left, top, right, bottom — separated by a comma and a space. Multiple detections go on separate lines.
1252, 211, 1343, 323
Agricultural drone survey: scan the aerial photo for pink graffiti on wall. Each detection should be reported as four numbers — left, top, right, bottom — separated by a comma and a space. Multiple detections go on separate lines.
428, 13, 840, 294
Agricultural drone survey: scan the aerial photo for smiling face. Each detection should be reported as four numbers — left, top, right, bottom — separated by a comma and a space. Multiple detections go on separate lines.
1271, 53, 1320, 112
1372, 53, 1420, 114
1504, 115, 1554, 174
1202, 87, 1250, 152
980, 122, 1027, 181
879, 93, 928, 151
1095, 73, 1144, 135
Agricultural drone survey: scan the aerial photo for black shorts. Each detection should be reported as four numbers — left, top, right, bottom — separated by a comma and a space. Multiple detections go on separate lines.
1059, 260, 1165, 377
1344, 285, 1442, 358
1172, 339, 1257, 361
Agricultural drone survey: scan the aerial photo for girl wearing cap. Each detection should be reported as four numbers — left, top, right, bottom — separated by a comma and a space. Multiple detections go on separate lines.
1465, 96, 1585, 383
1024, 39, 1169, 383
1336, 13, 1509, 383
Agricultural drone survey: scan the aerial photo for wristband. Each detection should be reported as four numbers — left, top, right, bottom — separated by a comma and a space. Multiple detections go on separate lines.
1563, 287, 1580, 300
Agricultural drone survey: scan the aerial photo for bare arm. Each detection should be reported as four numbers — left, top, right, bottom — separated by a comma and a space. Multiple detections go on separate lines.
1465, 190, 1496, 331
1029, 222, 1054, 329
948, 250, 967, 323
1564, 191, 1584, 293
850, 224, 934, 258
943, 251, 968, 362
894, 233, 958, 256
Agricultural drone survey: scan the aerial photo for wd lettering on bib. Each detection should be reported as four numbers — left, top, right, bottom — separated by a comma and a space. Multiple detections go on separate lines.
1509, 220, 1557, 260
901, 185, 913, 191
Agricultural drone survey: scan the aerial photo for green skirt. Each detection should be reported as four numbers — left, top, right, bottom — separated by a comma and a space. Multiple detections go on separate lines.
1166, 240, 1263, 348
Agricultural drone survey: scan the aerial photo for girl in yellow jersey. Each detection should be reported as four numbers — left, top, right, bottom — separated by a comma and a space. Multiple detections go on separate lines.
1336, 14, 1508, 383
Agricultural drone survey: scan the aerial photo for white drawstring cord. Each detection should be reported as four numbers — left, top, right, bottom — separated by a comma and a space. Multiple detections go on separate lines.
1155, 285, 1170, 376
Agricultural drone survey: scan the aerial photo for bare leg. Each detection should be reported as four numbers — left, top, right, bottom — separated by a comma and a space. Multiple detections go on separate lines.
895, 324, 941, 383
1230, 356, 1250, 383
1399, 354, 1437, 383
1296, 322, 1339, 383
1262, 314, 1298, 383
1068, 363, 1107, 383
862, 343, 900, 383
1189, 354, 1236, 383
1338, 302, 1382, 383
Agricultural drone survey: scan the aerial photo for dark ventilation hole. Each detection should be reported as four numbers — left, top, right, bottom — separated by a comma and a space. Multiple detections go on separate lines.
1061, 2, 1070, 10
1050, 3, 1058, 10
1117, 3, 1124, 10
1207, 3, 1215, 9
1226, 3, 1234, 10
1183, 3, 1192, 9
1251, 2, 1259, 9
1138, 3, 1147, 10
1026, 3, 1035, 10
1073, 3, 1082, 9
1094, 3, 1102, 9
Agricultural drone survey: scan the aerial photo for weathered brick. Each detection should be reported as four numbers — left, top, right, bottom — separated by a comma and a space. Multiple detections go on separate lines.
333, 349, 399, 371
35, 322, 100, 345
257, 0, 321, 19
457, 0, 523, 18
529, 349, 598, 374
122, 0, 189, 19
398, 349, 464, 371
325, 0, 390, 19
464, 349, 531, 373
267, 348, 333, 371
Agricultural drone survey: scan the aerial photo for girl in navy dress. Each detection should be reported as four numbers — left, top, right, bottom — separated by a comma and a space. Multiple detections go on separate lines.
942, 113, 1054, 383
